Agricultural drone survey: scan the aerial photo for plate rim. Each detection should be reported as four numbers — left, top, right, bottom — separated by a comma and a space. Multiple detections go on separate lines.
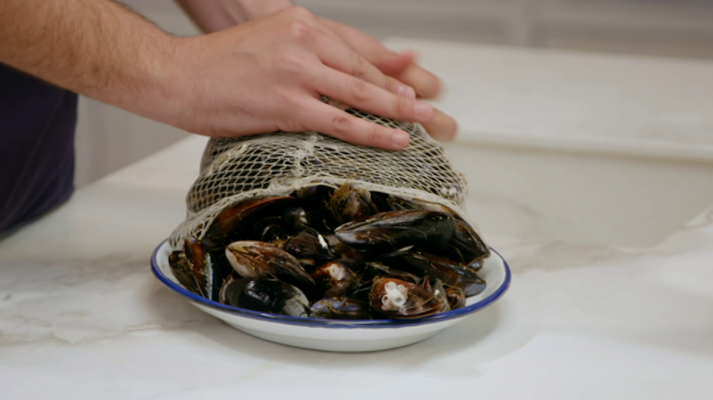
151, 239, 511, 329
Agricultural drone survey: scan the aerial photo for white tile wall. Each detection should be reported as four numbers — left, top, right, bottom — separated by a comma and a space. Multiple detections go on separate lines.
74, 0, 713, 187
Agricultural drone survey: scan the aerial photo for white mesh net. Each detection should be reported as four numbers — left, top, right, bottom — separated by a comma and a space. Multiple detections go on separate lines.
168, 105, 469, 250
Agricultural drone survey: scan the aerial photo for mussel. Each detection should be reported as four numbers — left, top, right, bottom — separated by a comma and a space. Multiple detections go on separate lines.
334, 210, 456, 254
310, 298, 370, 320
328, 183, 378, 224
224, 241, 317, 297
228, 278, 311, 318
184, 237, 232, 301
379, 248, 486, 297
283, 228, 336, 265
310, 261, 358, 298
202, 196, 295, 251
369, 276, 442, 319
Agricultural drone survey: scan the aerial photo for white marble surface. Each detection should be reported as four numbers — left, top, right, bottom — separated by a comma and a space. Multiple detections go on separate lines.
386, 38, 713, 161
1, 135, 712, 399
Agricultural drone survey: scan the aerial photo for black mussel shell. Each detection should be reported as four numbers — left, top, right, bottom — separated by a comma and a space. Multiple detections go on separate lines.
202, 196, 295, 251
310, 298, 370, 320
218, 273, 250, 307
168, 250, 203, 297
334, 210, 456, 254
449, 219, 490, 263
283, 228, 336, 262
379, 249, 485, 297
184, 237, 232, 301
238, 278, 311, 318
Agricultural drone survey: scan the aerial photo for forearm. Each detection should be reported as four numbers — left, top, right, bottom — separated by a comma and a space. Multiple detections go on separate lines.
176, 0, 292, 33
0, 0, 177, 120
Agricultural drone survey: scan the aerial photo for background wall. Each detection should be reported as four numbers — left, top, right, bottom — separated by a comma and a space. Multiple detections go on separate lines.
74, 0, 713, 187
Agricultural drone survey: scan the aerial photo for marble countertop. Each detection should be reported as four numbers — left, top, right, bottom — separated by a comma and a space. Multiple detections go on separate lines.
1, 135, 712, 399
386, 38, 713, 161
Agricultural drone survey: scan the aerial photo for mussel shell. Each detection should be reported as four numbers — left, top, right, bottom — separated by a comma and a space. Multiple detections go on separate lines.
254, 216, 292, 243
386, 195, 462, 220
283, 228, 336, 262
218, 273, 250, 306
310, 261, 357, 298
369, 277, 441, 319
449, 219, 490, 263
379, 249, 484, 297
419, 277, 450, 313
202, 196, 295, 251
467, 258, 484, 273
310, 298, 370, 320
334, 210, 456, 254
294, 185, 334, 210
238, 278, 310, 318
346, 279, 373, 303
360, 261, 420, 284
168, 250, 203, 297
328, 183, 378, 224
445, 286, 466, 310
224, 241, 317, 298
184, 237, 232, 301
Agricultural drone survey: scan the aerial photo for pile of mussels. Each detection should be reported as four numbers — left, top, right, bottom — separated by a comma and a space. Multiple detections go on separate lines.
169, 183, 490, 320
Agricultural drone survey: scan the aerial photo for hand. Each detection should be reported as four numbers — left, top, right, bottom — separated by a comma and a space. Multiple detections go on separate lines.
315, 18, 458, 142
162, 7, 436, 150
176, 1, 458, 142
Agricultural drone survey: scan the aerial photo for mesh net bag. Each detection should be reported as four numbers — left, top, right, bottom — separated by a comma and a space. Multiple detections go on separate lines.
168, 103, 469, 250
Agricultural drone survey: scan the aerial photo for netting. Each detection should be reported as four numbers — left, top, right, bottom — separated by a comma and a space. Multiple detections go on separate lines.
168, 104, 469, 250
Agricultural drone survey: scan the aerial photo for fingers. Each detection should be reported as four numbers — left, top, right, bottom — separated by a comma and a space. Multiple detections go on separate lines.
307, 32, 414, 99
392, 63, 442, 99
421, 107, 458, 142
310, 64, 434, 124
372, 51, 416, 76
317, 17, 442, 98
301, 99, 411, 150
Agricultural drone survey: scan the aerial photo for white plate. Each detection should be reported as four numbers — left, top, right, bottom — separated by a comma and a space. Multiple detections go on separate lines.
151, 240, 511, 352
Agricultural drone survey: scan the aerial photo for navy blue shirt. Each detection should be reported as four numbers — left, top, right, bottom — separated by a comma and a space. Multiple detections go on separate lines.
0, 63, 77, 233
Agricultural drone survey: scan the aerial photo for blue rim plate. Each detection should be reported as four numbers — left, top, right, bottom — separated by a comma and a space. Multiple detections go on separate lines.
151, 240, 511, 329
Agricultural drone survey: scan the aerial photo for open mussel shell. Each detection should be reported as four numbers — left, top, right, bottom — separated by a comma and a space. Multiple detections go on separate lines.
334, 209, 456, 254
369, 276, 441, 319
310, 261, 358, 298
418, 276, 450, 313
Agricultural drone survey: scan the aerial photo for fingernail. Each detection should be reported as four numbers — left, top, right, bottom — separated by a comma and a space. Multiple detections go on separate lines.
399, 85, 416, 98
415, 102, 433, 120
391, 131, 410, 149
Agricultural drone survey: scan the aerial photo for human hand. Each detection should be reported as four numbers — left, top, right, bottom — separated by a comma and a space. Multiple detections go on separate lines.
176, 1, 458, 143
159, 7, 436, 150
315, 17, 458, 142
